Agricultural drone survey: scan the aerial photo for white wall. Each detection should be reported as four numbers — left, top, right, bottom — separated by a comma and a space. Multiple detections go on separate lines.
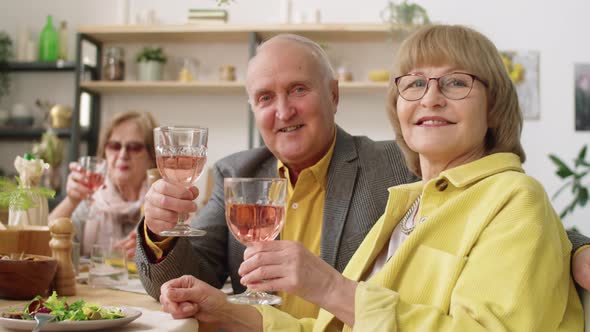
1, 0, 590, 233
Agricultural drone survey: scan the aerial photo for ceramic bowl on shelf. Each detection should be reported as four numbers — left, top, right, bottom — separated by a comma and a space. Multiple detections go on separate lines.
0, 253, 57, 300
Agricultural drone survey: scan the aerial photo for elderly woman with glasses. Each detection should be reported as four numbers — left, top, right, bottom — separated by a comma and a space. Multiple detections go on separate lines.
49, 111, 158, 258
157, 25, 583, 331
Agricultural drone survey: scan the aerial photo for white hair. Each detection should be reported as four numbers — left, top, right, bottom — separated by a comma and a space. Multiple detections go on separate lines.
255, 33, 336, 80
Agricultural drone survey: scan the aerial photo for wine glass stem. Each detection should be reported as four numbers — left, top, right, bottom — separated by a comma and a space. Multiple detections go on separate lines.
177, 212, 188, 226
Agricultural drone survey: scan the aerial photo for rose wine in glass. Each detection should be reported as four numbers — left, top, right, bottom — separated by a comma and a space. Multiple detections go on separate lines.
78, 156, 106, 207
154, 126, 208, 237
224, 177, 287, 305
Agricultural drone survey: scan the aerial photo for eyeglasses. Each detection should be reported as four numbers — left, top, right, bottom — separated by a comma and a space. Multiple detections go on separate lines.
394, 72, 488, 101
105, 141, 146, 153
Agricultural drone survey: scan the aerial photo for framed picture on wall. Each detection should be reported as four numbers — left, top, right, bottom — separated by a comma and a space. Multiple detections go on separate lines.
500, 50, 540, 120
575, 63, 590, 131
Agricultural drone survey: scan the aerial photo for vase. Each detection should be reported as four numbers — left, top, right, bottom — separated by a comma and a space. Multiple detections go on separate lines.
138, 61, 163, 81
8, 191, 49, 227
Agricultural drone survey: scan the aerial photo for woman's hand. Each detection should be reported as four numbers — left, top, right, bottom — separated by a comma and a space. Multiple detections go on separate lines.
64, 162, 92, 205
143, 179, 199, 235
238, 241, 358, 326
238, 241, 347, 305
114, 230, 137, 259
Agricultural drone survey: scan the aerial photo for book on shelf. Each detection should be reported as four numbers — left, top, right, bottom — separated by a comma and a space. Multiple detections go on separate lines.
188, 9, 228, 20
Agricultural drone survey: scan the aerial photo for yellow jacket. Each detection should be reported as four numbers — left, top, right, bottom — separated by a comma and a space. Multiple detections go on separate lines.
259, 153, 583, 331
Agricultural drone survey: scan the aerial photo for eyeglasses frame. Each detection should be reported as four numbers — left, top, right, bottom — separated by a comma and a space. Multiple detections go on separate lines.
394, 72, 489, 101
105, 140, 146, 154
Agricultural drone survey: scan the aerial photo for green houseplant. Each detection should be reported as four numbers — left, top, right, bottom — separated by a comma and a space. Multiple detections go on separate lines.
381, 0, 431, 26
136, 47, 167, 81
549, 145, 590, 218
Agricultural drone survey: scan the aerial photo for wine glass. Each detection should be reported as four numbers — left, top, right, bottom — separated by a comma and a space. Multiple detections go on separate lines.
78, 156, 106, 208
224, 177, 287, 305
154, 126, 208, 237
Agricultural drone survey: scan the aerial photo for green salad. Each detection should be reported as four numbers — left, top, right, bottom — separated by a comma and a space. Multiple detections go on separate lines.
2, 291, 125, 321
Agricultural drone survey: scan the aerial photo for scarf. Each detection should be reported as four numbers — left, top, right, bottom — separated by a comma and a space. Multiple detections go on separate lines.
82, 177, 147, 255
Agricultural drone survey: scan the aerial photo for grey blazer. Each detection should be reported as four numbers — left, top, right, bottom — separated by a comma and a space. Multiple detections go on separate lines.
135, 126, 417, 299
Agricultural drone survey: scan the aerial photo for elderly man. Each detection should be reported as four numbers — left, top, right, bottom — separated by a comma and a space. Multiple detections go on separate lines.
136, 34, 590, 320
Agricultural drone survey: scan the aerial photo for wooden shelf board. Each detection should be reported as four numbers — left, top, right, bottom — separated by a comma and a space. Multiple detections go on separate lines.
80, 81, 247, 94
77, 23, 412, 43
79, 80, 388, 95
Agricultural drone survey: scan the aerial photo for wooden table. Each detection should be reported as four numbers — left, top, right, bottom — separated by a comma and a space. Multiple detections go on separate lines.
0, 284, 201, 331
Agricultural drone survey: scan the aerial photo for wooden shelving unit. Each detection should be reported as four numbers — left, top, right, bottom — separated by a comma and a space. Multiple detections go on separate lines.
77, 23, 408, 43
76, 23, 406, 148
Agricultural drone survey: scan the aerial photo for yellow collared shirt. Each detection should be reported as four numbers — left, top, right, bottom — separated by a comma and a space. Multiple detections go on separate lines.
276, 131, 336, 320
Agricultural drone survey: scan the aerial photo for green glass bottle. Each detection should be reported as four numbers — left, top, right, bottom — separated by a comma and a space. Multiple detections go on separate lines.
39, 15, 58, 61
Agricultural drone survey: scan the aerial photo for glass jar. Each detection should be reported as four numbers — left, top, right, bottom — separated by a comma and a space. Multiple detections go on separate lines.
103, 47, 125, 81
219, 65, 236, 82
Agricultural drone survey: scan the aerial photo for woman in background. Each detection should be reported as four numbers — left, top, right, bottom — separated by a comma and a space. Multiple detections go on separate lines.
158, 25, 583, 331
49, 111, 158, 258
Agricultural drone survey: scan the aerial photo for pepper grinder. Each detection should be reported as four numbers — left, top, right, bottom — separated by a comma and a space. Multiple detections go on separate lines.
49, 217, 77, 295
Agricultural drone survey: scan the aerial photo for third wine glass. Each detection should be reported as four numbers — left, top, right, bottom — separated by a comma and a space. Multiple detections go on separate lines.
78, 156, 106, 208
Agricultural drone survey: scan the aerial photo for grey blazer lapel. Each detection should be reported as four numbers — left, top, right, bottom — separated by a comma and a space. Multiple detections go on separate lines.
321, 127, 359, 268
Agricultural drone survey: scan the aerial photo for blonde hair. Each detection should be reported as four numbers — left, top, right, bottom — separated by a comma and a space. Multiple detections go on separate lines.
387, 24, 525, 176
96, 111, 159, 167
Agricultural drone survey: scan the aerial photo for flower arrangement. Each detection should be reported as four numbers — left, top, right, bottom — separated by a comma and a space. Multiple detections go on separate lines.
33, 131, 64, 168
0, 155, 55, 212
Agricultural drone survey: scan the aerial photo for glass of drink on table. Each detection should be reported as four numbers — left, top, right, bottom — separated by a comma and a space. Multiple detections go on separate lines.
78, 156, 106, 208
154, 126, 208, 237
224, 177, 287, 305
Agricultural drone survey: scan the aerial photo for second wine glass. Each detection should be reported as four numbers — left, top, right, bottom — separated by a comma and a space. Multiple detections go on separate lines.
224, 177, 287, 305
154, 126, 208, 237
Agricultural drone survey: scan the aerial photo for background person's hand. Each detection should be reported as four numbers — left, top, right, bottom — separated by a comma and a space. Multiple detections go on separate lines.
64, 161, 93, 205
238, 241, 345, 304
114, 229, 137, 259
573, 246, 590, 291
143, 179, 199, 235
160, 275, 227, 322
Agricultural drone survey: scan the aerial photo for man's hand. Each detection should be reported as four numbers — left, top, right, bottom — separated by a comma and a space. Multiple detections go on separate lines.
573, 246, 590, 291
160, 275, 228, 323
143, 179, 199, 235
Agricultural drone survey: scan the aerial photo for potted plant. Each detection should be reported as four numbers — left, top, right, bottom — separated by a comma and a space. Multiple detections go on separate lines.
381, 0, 430, 26
549, 145, 590, 218
136, 46, 167, 81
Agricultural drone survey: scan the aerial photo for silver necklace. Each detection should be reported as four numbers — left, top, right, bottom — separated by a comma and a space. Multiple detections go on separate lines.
400, 195, 422, 235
